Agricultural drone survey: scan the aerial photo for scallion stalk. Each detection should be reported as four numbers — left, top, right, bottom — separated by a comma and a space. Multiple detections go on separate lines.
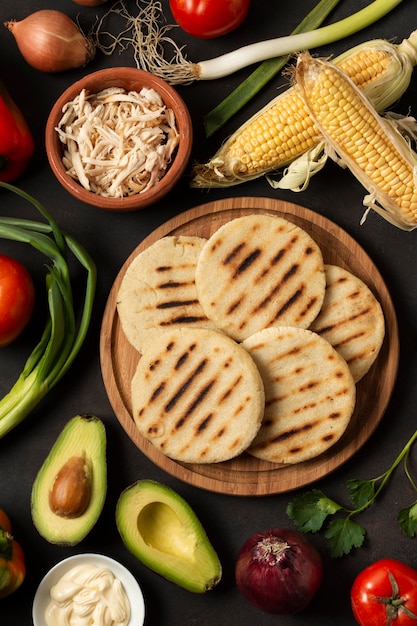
161, 0, 404, 84
204, 0, 343, 138
0, 182, 96, 438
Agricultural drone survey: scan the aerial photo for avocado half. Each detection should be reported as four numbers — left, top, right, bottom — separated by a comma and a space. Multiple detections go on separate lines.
31, 414, 107, 545
116, 480, 222, 593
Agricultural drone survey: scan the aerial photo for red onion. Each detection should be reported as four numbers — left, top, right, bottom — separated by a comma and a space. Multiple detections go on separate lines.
235, 528, 323, 614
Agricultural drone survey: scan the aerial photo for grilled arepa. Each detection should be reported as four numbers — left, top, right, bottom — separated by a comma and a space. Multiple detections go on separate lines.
117, 236, 217, 353
242, 326, 356, 464
195, 214, 326, 341
131, 327, 265, 464
309, 264, 385, 382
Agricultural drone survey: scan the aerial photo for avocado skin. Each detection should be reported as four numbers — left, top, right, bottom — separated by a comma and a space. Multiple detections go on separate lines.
31, 414, 107, 545
116, 480, 222, 593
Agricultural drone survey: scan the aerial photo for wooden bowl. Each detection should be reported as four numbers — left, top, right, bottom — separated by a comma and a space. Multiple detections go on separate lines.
45, 67, 192, 211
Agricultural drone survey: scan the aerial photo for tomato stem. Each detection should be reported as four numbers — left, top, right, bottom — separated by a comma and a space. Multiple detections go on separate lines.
371, 571, 417, 623
0, 530, 12, 561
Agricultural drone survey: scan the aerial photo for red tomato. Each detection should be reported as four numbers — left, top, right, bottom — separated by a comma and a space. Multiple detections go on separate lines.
169, 0, 250, 39
351, 559, 417, 625
0, 509, 12, 534
0, 254, 35, 347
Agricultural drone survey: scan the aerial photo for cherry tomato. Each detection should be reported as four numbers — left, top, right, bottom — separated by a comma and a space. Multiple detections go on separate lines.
351, 559, 417, 625
169, 0, 250, 39
0, 254, 35, 347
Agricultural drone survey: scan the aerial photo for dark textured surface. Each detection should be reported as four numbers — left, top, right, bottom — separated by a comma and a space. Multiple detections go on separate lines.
1, 1, 417, 624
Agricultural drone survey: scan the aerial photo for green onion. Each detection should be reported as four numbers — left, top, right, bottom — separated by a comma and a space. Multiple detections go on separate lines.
160, 0, 404, 84
204, 0, 342, 138
0, 182, 96, 438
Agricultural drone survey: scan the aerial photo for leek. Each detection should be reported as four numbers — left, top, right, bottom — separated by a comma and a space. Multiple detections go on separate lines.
204, 0, 343, 138
157, 0, 405, 84
0, 183, 96, 438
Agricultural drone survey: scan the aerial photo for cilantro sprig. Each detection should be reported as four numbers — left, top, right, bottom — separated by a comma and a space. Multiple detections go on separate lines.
286, 429, 417, 557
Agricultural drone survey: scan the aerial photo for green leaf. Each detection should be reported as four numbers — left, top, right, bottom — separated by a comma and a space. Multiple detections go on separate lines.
398, 501, 417, 537
0, 183, 96, 438
204, 0, 343, 136
286, 489, 341, 532
325, 518, 366, 557
347, 478, 376, 510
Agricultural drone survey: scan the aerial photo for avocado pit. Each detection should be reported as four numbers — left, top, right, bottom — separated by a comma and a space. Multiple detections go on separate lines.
49, 454, 92, 519
31, 414, 107, 545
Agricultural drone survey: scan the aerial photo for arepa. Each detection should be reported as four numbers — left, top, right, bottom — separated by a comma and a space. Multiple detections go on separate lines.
131, 327, 265, 464
195, 214, 326, 341
242, 326, 356, 465
309, 264, 385, 382
117, 236, 217, 353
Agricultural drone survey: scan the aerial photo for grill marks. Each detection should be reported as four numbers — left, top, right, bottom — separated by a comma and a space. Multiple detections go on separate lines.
131, 328, 265, 464
126, 218, 384, 467
309, 265, 385, 382
222, 241, 313, 324
156, 267, 200, 313
117, 236, 217, 354
233, 248, 261, 277
166, 358, 208, 413
243, 326, 356, 464
196, 215, 326, 341
154, 272, 207, 325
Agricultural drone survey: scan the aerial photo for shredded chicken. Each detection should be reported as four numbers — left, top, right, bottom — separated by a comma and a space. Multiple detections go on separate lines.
55, 86, 179, 198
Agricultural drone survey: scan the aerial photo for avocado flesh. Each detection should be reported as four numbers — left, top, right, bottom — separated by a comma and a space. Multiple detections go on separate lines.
116, 480, 222, 593
31, 414, 107, 545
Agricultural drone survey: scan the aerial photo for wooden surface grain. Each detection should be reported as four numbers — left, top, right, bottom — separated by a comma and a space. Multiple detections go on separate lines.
100, 197, 399, 495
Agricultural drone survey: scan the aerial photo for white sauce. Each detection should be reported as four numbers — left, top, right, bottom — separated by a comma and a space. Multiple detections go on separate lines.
45, 563, 131, 626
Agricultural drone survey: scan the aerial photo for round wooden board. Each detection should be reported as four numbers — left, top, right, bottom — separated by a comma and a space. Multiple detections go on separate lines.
100, 197, 399, 496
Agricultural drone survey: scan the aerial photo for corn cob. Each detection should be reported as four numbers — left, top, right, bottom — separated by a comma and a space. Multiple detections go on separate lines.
191, 32, 417, 189
295, 51, 417, 230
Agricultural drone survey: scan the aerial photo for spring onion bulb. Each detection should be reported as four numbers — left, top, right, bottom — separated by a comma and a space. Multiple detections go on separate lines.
150, 0, 405, 84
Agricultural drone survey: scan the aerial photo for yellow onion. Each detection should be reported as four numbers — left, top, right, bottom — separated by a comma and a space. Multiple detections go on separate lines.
72, 0, 109, 5
4, 10, 95, 73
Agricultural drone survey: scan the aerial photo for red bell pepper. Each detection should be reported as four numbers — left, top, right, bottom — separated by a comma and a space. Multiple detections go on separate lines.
0, 509, 25, 599
0, 79, 34, 182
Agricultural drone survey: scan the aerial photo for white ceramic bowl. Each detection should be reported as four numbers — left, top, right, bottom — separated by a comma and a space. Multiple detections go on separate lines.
32, 553, 145, 626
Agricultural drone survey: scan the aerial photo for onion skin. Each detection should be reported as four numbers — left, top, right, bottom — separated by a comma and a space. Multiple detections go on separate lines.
72, 0, 109, 5
235, 528, 323, 615
4, 10, 95, 73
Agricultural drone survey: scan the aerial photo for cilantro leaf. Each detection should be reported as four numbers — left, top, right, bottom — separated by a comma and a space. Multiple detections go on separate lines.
324, 518, 366, 558
285, 427, 417, 557
286, 489, 341, 533
398, 501, 417, 537
347, 478, 376, 510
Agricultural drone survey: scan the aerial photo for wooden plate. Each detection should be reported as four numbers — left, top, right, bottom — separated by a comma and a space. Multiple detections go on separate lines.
100, 197, 399, 496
